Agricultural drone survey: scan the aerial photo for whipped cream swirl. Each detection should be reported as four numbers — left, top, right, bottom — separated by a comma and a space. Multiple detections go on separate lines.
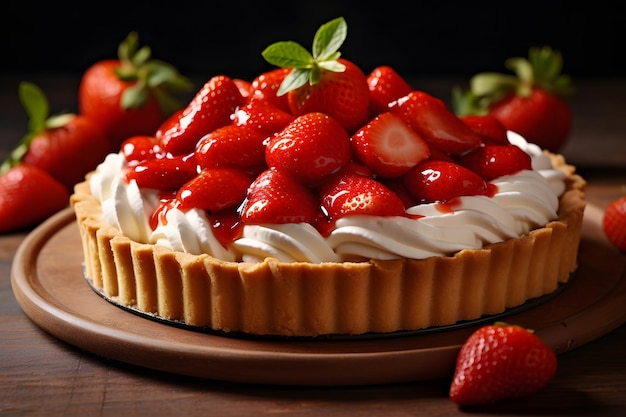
89, 132, 566, 263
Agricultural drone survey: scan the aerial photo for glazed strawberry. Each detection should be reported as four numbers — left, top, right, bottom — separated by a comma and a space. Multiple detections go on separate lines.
265, 112, 352, 187
366, 65, 413, 117
455, 46, 573, 152
0, 163, 70, 233
320, 170, 405, 220
120, 135, 161, 166
603, 195, 626, 252
3, 82, 109, 191
79, 32, 192, 150
390, 91, 482, 155
450, 322, 557, 406
233, 78, 252, 99
176, 167, 252, 212
460, 114, 509, 145
232, 98, 294, 134
157, 75, 246, 155
457, 144, 532, 181
351, 112, 430, 178
195, 124, 268, 174
262, 17, 370, 133
249, 68, 291, 112
403, 160, 494, 204
240, 168, 321, 225
124, 152, 198, 191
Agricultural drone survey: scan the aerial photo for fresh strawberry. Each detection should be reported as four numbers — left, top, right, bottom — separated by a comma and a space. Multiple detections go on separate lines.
603, 195, 626, 252
460, 114, 509, 145
249, 68, 291, 112
78, 32, 192, 150
176, 167, 252, 212
0, 163, 70, 233
454, 46, 573, 152
351, 112, 430, 178
2, 82, 109, 191
232, 98, 294, 134
390, 90, 482, 155
157, 75, 246, 156
262, 17, 370, 133
120, 135, 161, 166
319, 170, 406, 220
456, 144, 532, 181
403, 160, 494, 204
124, 152, 198, 191
195, 124, 268, 174
366, 65, 413, 117
449, 322, 557, 406
265, 112, 352, 187
240, 168, 321, 225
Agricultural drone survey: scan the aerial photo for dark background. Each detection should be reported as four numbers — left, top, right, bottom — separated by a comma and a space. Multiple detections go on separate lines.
2, 0, 625, 81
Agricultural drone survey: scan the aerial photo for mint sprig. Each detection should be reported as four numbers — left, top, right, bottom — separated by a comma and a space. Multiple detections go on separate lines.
262, 17, 348, 96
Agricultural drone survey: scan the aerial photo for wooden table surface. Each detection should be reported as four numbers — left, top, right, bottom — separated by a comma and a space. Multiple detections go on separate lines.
1, 75, 625, 416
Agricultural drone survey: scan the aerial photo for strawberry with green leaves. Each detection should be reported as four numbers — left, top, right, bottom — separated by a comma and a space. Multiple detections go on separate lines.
449, 322, 557, 406
262, 17, 370, 133
453, 46, 573, 152
1, 82, 109, 191
79, 32, 193, 151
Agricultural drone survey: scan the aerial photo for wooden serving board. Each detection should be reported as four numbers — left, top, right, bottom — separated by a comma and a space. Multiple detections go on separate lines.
10, 205, 626, 386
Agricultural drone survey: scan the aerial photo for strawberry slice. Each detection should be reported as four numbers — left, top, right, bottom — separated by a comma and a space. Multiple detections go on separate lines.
457, 144, 532, 181
366, 65, 413, 117
390, 90, 482, 155
157, 75, 245, 155
351, 112, 430, 178
403, 160, 494, 204
0, 163, 70, 233
240, 168, 321, 225
319, 170, 405, 220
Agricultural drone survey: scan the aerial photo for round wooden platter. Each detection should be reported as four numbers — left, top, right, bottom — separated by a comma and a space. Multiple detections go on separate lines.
11, 205, 626, 386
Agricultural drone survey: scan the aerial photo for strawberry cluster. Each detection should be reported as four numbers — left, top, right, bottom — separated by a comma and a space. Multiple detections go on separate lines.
0, 33, 191, 234
122, 17, 532, 246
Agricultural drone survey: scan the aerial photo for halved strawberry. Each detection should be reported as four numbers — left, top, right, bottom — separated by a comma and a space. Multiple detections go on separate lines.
176, 167, 252, 212
366, 65, 413, 117
265, 112, 352, 187
240, 168, 321, 225
351, 112, 430, 178
124, 152, 198, 191
390, 90, 482, 155
460, 114, 510, 145
403, 160, 494, 204
319, 171, 405, 220
456, 144, 532, 181
157, 75, 246, 155
195, 124, 268, 174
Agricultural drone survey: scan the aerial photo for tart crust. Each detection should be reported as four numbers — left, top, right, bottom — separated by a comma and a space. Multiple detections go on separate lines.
70, 153, 586, 337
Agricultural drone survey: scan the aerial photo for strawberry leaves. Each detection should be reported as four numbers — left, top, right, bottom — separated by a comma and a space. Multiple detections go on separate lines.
262, 16, 348, 95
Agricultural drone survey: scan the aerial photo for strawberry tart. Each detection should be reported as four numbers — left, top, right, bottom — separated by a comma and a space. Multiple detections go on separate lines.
70, 18, 586, 337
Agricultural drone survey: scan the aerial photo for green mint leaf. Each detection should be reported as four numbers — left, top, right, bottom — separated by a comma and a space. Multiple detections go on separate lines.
262, 41, 314, 69
277, 69, 309, 96
312, 16, 347, 60
19, 81, 48, 135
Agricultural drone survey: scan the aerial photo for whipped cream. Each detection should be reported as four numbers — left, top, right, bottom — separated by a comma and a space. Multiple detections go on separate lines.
89, 132, 567, 263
